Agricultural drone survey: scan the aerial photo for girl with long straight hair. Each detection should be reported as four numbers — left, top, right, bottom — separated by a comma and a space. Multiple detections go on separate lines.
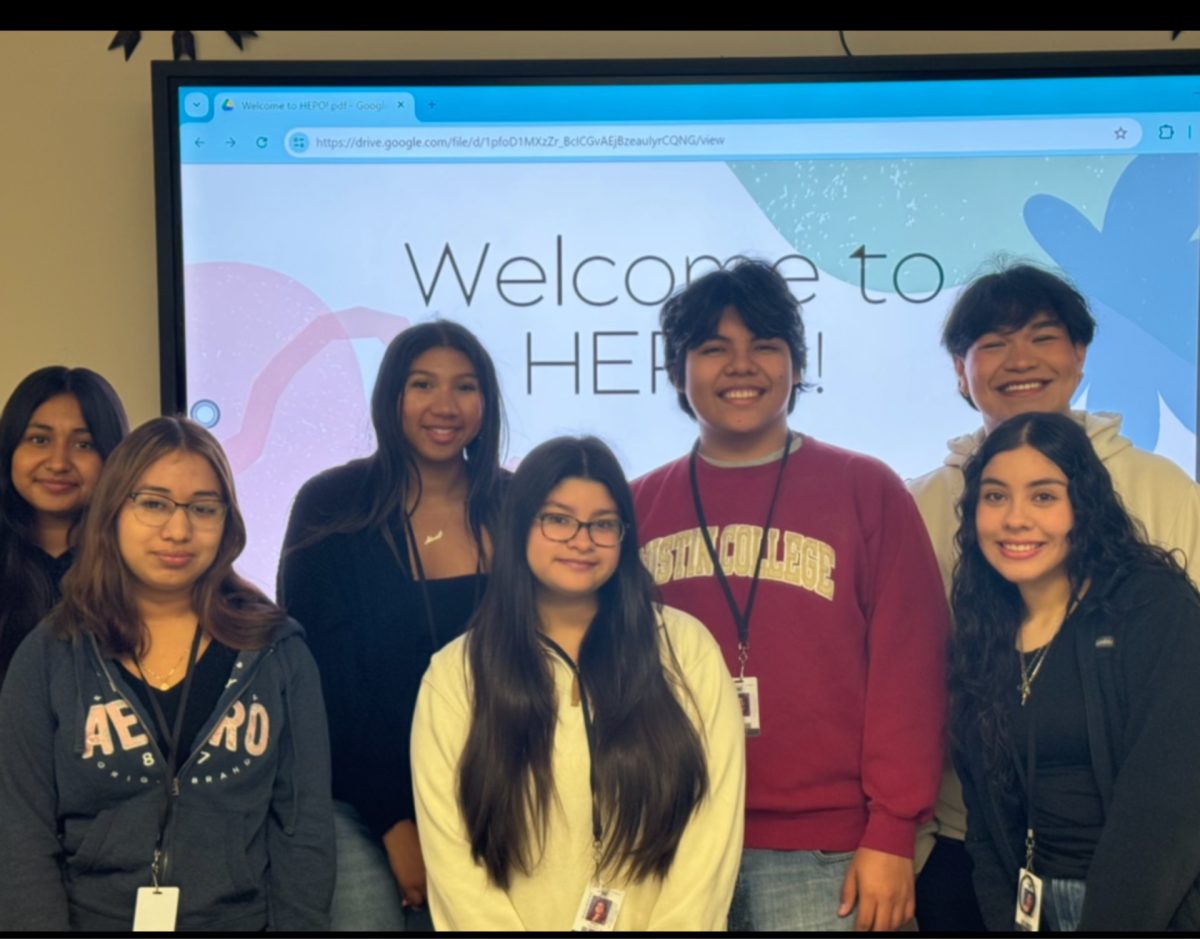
0, 365, 128, 684
412, 435, 745, 931
278, 319, 507, 930
0, 417, 333, 931
950, 411, 1200, 931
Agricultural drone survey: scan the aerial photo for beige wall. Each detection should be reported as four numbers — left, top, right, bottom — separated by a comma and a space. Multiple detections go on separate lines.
0, 29, 1193, 423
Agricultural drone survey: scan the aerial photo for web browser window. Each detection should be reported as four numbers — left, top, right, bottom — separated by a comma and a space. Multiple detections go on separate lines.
164, 66, 1200, 591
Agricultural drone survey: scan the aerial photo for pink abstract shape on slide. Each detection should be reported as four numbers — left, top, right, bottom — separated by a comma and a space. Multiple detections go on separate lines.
221, 305, 410, 472
185, 262, 409, 593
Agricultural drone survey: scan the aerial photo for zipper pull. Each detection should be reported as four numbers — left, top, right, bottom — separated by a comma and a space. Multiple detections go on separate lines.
171, 777, 181, 797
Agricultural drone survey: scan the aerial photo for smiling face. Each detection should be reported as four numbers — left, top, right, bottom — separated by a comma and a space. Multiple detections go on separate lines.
10, 393, 104, 529
681, 306, 797, 460
117, 449, 224, 606
955, 313, 1087, 432
526, 477, 622, 605
975, 444, 1074, 596
399, 346, 485, 472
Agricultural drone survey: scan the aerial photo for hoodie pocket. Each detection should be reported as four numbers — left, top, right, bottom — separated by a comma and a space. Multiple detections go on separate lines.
65, 800, 160, 874
171, 807, 265, 909
224, 813, 259, 894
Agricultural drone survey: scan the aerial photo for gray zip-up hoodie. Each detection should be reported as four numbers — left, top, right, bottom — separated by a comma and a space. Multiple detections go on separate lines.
0, 613, 334, 931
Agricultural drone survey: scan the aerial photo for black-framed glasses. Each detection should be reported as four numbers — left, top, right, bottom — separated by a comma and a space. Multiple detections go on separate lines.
536, 512, 625, 547
128, 492, 228, 530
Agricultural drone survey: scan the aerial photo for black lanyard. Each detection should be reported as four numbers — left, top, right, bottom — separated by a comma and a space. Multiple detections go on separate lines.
402, 514, 484, 652
541, 636, 603, 849
134, 623, 204, 870
1011, 700, 1039, 874
688, 433, 794, 664
1010, 595, 1081, 874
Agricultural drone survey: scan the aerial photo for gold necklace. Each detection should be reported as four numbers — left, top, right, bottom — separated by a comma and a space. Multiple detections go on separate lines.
139, 651, 187, 691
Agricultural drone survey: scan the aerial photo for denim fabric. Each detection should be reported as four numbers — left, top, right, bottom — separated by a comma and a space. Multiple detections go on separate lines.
329, 801, 435, 932
728, 848, 857, 932
1043, 877, 1086, 932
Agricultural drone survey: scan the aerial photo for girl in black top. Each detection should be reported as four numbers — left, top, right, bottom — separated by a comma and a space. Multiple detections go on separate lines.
950, 411, 1200, 931
0, 366, 127, 685
278, 320, 506, 929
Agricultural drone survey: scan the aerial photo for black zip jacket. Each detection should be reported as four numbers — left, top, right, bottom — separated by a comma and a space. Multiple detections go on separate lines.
278, 460, 503, 840
955, 566, 1200, 931
0, 613, 335, 931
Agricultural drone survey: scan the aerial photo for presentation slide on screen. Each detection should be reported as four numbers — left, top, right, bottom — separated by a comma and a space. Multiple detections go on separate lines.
175, 88, 1200, 592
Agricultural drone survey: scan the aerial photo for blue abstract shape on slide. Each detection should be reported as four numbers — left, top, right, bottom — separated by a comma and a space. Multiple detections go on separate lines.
1024, 154, 1199, 447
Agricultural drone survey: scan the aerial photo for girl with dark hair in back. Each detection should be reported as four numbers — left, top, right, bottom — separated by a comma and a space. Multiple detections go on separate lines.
412, 435, 744, 931
0, 365, 128, 684
278, 319, 507, 930
0, 417, 333, 931
951, 411, 1200, 931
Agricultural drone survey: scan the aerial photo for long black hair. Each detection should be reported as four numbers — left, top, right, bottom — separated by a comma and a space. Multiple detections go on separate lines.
286, 320, 505, 560
0, 366, 128, 679
458, 436, 708, 888
949, 411, 1188, 780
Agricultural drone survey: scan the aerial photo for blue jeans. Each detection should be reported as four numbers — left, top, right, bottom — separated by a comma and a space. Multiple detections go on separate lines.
728, 848, 857, 932
1042, 877, 1086, 932
329, 801, 435, 932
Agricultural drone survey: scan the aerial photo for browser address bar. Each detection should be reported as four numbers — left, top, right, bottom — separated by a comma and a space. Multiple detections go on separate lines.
283, 118, 1142, 159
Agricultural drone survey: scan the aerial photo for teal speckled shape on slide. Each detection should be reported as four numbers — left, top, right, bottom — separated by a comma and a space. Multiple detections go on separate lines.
728, 157, 1134, 295
730, 153, 1198, 447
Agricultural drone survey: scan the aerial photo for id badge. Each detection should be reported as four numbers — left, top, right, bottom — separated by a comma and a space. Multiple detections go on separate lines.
571, 881, 625, 931
732, 676, 761, 737
1013, 868, 1043, 932
134, 886, 180, 932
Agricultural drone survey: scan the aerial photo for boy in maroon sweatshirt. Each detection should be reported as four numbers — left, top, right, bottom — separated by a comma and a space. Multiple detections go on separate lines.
631, 260, 948, 932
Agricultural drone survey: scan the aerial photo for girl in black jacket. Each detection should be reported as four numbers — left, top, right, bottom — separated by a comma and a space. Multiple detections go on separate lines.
0, 366, 127, 685
278, 320, 507, 930
950, 411, 1200, 931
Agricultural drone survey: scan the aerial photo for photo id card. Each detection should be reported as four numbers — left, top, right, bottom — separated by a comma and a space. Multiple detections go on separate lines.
134, 886, 180, 932
571, 881, 625, 932
732, 675, 761, 736
1014, 868, 1043, 932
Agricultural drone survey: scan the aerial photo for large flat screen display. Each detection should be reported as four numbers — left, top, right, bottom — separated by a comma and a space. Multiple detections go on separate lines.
153, 55, 1200, 593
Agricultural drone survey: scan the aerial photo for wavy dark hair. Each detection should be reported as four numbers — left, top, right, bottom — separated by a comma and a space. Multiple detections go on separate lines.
942, 262, 1096, 410
660, 258, 809, 418
0, 366, 128, 679
458, 436, 708, 888
285, 320, 505, 564
949, 411, 1189, 781
58, 417, 283, 655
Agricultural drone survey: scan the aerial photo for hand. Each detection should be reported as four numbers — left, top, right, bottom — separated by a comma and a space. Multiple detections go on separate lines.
382, 819, 427, 908
837, 846, 914, 931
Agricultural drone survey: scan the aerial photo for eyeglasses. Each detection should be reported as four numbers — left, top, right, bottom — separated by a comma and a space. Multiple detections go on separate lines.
128, 492, 228, 530
536, 512, 625, 547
